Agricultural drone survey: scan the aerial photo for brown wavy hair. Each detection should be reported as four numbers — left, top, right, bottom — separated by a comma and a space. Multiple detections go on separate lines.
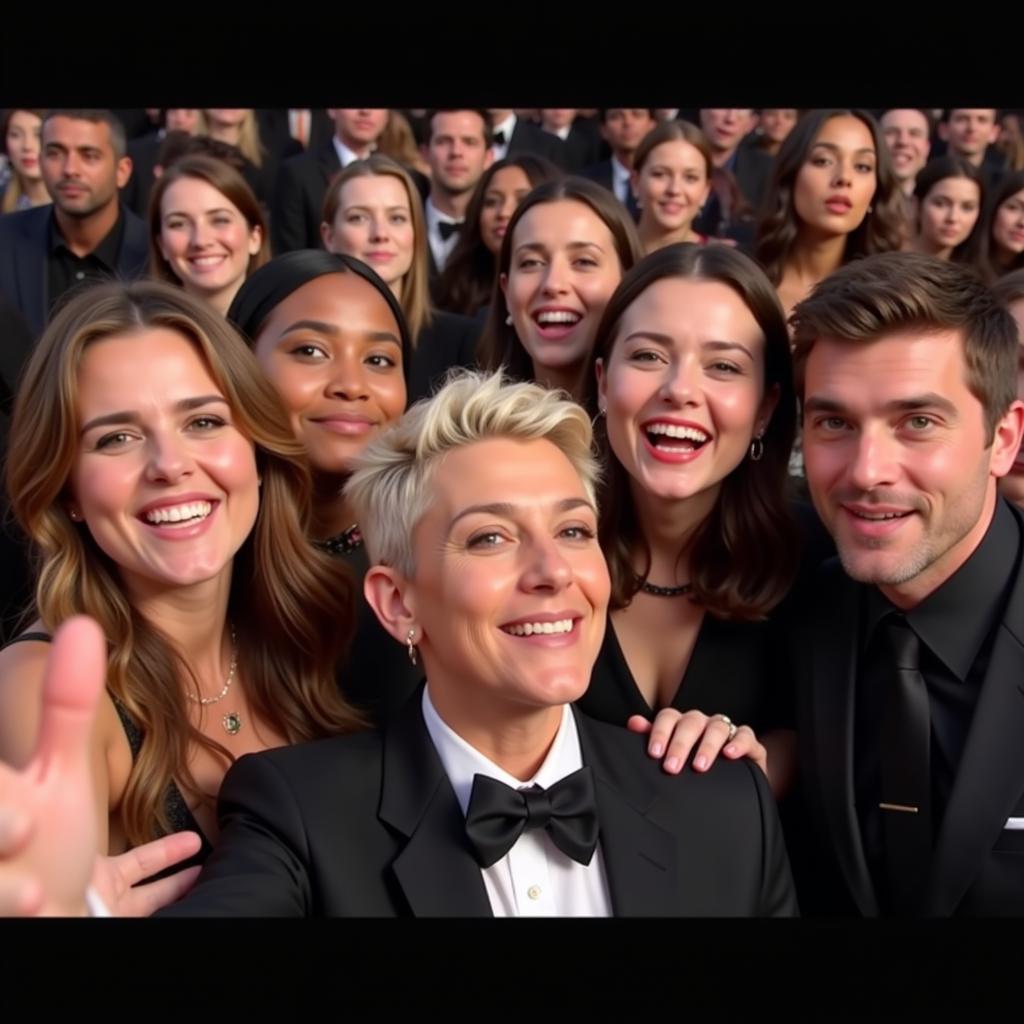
147, 154, 269, 288
7, 281, 362, 846
967, 169, 1024, 283
755, 108, 905, 285
478, 176, 643, 385
582, 243, 798, 617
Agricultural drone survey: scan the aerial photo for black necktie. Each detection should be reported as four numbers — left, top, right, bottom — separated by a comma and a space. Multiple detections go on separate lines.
879, 615, 933, 915
464, 766, 599, 868
493, 129, 507, 146
437, 219, 462, 242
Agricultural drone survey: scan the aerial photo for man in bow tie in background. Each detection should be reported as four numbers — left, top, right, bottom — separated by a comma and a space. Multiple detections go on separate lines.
0, 373, 795, 918
422, 110, 494, 297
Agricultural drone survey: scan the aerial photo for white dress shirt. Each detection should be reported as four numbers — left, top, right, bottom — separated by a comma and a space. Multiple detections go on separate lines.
544, 124, 572, 142
491, 113, 517, 162
332, 136, 365, 170
611, 156, 632, 205
424, 197, 463, 272
421, 686, 612, 918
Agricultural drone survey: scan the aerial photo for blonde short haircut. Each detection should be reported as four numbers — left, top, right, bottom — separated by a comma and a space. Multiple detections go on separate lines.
345, 370, 599, 576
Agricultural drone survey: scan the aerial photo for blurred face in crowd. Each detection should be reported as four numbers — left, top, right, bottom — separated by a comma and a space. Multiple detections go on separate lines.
759, 109, 799, 148
916, 175, 981, 256
992, 189, 1024, 266
329, 109, 388, 152
5, 110, 42, 184
940, 109, 999, 160
699, 110, 757, 156
881, 109, 931, 188
998, 298, 1024, 508
165, 110, 201, 136
479, 164, 533, 255
634, 139, 711, 237
601, 110, 655, 160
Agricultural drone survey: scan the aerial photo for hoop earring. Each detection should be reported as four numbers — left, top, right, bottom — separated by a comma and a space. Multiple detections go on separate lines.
749, 435, 765, 462
406, 629, 418, 666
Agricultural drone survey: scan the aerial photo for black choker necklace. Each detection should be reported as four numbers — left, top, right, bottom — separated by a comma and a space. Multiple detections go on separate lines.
636, 577, 693, 598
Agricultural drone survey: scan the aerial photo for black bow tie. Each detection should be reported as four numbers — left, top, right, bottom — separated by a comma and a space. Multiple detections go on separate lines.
437, 219, 462, 242
464, 766, 599, 868
493, 129, 507, 146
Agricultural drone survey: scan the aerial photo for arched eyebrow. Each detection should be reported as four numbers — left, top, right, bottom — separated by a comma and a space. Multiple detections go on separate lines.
278, 320, 400, 346
448, 497, 595, 532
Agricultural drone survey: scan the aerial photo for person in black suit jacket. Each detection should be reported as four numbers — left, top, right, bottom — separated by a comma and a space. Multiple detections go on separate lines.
256, 108, 333, 163
319, 155, 480, 402
488, 109, 563, 166
538, 109, 602, 174
0, 371, 795, 918
789, 251, 1024, 916
581, 109, 657, 221
697, 109, 774, 216
0, 109, 146, 339
271, 109, 388, 254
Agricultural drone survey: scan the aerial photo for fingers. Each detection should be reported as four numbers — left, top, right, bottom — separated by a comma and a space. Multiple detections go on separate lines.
113, 830, 203, 888
0, 872, 43, 917
0, 806, 33, 857
723, 725, 768, 774
658, 711, 711, 773
122, 865, 202, 917
34, 617, 107, 780
643, 709, 688, 759
626, 715, 653, 735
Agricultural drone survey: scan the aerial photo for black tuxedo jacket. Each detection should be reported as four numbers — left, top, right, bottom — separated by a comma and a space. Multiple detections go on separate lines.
256, 109, 334, 163
791, 501, 1024, 916
502, 119, 563, 164
580, 159, 639, 221
548, 124, 602, 174
270, 138, 342, 254
0, 204, 148, 338
161, 694, 796, 917
409, 310, 480, 404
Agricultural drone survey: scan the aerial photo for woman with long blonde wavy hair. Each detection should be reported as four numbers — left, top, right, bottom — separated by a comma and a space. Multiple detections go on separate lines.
0, 280, 363, 867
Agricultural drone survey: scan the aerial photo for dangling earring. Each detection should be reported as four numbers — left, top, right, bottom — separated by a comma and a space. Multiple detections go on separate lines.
749, 434, 765, 462
867, 204, 874, 214
406, 629, 418, 666
505, 314, 513, 326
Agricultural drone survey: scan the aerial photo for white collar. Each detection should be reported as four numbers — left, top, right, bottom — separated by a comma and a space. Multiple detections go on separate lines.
421, 685, 583, 817
494, 113, 517, 141
425, 196, 461, 229
611, 156, 632, 185
333, 136, 364, 168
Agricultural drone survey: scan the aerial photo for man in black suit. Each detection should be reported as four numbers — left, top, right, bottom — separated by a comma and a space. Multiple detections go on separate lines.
271, 109, 388, 254
488, 109, 563, 166
423, 110, 494, 290
0, 109, 146, 340
1, 374, 795, 919
936, 109, 1007, 191
256, 108, 333, 162
790, 251, 1024, 917
581, 109, 655, 221
693, 109, 773, 239
538, 109, 601, 173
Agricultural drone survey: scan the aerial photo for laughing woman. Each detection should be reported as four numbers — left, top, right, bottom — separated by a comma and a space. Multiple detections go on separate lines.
479, 176, 642, 401
580, 243, 804, 795
0, 282, 360, 867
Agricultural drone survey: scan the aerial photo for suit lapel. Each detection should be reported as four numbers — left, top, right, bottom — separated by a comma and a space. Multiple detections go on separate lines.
317, 138, 342, 185
14, 209, 48, 336
574, 711, 679, 916
927, 538, 1024, 915
118, 208, 149, 279
378, 693, 492, 917
807, 565, 879, 915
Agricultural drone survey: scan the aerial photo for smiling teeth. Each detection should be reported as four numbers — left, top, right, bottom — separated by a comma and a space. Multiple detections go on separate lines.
851, 510, 907, 521
145, 501, 212, 524
647, 423, 709, 443
536, 311, 581, 325
503, 619, 575, 636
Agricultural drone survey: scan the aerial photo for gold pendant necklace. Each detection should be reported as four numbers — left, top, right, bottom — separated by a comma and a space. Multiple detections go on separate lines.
185, 625, 242, 734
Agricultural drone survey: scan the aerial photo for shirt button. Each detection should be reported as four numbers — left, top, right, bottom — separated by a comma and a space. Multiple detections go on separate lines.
527, 885, 542, 901
75, 271, 85, 280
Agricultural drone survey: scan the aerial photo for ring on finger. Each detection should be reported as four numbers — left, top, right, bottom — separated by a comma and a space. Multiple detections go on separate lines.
715, 713, 738, 742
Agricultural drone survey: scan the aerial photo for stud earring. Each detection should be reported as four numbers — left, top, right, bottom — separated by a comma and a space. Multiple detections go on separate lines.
505, 314, 513, 326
